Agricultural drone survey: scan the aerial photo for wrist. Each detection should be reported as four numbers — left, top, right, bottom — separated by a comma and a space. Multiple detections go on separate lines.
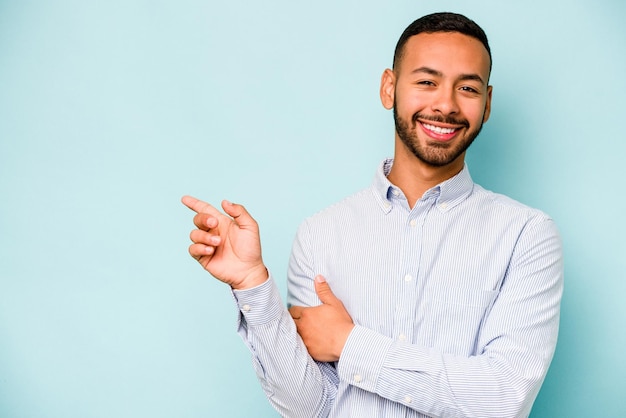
232, 264, 269, 290
335, 323, 355, 359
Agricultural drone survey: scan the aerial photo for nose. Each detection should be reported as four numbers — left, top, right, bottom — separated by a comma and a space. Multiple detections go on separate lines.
430, 86, 459, 116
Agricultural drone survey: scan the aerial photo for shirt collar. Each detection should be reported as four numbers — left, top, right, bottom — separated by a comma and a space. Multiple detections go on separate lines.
372, 158, 475, 213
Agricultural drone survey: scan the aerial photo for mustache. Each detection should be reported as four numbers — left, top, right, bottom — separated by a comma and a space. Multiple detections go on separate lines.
412, 112, 469, 128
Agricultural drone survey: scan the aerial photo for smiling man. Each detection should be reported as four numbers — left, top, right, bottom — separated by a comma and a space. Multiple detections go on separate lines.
183, 12, 563, 418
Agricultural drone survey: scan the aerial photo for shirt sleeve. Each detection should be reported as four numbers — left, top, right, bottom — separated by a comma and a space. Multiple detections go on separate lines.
233, 272, 338, 417
336, 217, 564, 418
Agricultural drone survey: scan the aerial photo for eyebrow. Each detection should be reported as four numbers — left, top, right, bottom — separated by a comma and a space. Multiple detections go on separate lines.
411, 66, 486, 85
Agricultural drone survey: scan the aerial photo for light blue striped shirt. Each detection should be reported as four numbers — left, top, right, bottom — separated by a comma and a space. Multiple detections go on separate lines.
233, 159, 563, 418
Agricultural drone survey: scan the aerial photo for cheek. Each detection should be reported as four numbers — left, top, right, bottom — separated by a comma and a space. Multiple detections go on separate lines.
395, 91, 427, 116
463, 101, 488, 125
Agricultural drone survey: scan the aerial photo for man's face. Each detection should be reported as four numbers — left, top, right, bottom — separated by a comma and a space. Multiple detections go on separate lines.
385, 32, 492, 167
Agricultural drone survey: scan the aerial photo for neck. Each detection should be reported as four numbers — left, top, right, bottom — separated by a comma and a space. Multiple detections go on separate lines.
387, 137, 465, 208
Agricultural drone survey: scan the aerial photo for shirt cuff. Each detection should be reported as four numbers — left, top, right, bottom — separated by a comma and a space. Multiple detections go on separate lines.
337, 325, 394, 393
232, 273, 285, 326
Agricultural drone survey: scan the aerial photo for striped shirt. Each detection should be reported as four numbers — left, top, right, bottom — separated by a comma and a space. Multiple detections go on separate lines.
233, 159, 563, 418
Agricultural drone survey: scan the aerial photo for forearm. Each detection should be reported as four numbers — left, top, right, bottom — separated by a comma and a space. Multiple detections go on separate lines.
339, 324, 550, 418
234, 276, 337, 417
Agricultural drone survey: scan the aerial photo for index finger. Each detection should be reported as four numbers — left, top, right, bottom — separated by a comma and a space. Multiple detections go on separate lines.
181, 195, 219, 215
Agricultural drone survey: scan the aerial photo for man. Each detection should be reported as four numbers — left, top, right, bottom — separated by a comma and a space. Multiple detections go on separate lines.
182, 12, 563, 418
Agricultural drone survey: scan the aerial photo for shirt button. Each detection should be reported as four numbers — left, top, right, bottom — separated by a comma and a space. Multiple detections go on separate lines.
439, 202, 448, 210
392, 189, 400, 196
241, 304, 251, 312
404, 395, 412, 404
398, 333, 407, 341
354, 374, 362, 383
409, 219, 417, 227
404, 274, 412, 282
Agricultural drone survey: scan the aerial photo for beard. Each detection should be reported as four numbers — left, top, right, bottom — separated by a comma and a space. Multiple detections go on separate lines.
393, 103, 484, 167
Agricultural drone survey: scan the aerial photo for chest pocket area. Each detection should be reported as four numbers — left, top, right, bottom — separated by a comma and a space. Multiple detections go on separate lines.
417, 287, 499, 356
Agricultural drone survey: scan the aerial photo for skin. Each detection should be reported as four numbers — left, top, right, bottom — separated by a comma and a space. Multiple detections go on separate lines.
183, 31, 493, 362
182, 196, 268, 290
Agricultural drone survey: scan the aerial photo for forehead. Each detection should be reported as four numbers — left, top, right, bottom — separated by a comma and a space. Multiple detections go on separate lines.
398, 32, 491, 80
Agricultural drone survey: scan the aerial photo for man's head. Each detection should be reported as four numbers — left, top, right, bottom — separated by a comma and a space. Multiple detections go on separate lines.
380, 13, 493, 169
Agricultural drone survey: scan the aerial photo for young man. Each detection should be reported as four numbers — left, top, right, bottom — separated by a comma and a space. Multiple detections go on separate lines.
182, 12, 563, 418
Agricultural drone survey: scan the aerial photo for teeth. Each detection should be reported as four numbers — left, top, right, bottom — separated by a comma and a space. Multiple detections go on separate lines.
423, 123, 456, 135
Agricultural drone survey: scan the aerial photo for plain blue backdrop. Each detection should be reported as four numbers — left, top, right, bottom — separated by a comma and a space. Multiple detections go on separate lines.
1, 1, 624, 417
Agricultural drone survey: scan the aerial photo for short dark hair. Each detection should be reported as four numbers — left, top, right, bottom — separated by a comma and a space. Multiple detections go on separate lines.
393, 12, 492, 71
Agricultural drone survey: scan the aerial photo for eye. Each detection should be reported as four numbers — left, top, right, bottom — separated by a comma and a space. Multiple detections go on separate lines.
416, 80, 436, 87
460, 86, 479, 94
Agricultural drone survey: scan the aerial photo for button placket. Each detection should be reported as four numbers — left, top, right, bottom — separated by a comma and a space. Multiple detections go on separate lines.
392, 200, 431, 350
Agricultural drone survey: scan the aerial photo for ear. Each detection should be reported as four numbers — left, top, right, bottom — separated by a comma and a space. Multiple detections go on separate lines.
482, 85, 493, 123
379, 68, 396, 110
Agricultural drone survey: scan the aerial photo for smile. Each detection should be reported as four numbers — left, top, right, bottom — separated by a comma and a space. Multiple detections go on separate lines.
422, 123, 458, 135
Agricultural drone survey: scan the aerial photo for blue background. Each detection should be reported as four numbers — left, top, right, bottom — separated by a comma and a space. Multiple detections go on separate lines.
1, 1, 624, 417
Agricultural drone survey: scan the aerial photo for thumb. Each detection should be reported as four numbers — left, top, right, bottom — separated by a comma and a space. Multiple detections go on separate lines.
314, 275, 338, 305
221, 200, 257, 229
